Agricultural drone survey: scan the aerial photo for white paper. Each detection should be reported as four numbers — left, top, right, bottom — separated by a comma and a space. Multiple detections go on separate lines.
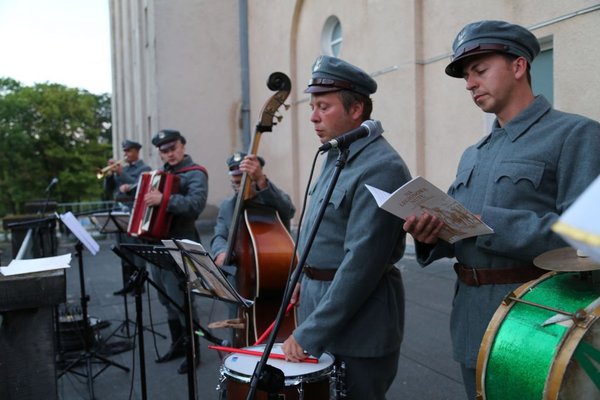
552, 175, 600, 264
366, 176, 494, 244
1, 253, 71, 276
59, 211, 100, 255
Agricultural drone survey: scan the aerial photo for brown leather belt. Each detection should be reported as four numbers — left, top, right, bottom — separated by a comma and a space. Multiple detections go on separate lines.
453, 262, 546, 286
303, 265, 337, 281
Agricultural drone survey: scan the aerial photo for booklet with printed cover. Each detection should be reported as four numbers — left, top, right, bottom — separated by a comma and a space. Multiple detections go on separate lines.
366, 176, 494, 244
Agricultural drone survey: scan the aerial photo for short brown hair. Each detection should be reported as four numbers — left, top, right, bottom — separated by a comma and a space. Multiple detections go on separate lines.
337, 90, 373, 120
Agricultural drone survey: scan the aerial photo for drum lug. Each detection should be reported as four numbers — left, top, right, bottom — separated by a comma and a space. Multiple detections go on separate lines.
502, 291, 516, 306
216, 367, 227, 392
331, 361, 347, 399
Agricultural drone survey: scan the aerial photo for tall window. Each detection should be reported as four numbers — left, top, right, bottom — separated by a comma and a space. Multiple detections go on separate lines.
321, 16, 342, 56
531, 37, 554, 105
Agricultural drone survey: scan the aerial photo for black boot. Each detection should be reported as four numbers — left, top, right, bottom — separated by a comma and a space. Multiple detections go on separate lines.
156, 319, 186, 363
177, 335, 200, 374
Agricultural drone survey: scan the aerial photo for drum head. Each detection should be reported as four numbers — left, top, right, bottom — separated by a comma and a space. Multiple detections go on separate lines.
222, 344, 334, 384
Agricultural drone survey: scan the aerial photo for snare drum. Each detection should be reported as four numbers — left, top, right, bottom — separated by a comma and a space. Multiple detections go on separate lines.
219, 344, 334, 400
477, 272, 600, 400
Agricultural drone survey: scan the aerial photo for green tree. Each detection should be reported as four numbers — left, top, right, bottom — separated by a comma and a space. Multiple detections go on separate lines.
0, 77, 112, 216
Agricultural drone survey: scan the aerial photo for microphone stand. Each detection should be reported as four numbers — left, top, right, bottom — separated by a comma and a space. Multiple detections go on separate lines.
245, 147, 350, 400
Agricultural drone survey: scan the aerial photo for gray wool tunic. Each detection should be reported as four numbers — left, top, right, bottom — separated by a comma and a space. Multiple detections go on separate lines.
417, 95, 600, 368
294, 123, 412, 359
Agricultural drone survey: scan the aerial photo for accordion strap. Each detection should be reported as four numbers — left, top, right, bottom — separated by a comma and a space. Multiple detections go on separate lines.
174, 165, 208, 178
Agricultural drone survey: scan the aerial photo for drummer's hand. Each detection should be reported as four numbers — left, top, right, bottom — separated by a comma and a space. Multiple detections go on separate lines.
403, 213, 444, 244
119, 183, 130, 193
282, 335, 307, 363
143, 189, 163, 206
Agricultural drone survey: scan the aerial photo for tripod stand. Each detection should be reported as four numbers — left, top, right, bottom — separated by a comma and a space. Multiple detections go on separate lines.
55, 211, 131, 398
91, 210, 143, 340
57, 241, 130, 399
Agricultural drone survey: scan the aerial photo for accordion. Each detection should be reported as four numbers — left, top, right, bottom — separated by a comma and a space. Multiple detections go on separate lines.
127, 170, 180, 240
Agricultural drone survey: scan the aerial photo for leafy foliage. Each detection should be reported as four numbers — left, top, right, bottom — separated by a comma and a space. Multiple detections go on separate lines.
0, 77, 112, 216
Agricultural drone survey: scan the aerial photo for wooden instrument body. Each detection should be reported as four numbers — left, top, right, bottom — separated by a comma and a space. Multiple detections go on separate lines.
127, 170, 180, 240
224, 72, 297, 347
233, 204, 297, 346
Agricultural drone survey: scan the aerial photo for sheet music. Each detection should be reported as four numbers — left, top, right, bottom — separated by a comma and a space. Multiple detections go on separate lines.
162, 239, 253, 307
0, 253, 71, 276
58, 211, 100, 255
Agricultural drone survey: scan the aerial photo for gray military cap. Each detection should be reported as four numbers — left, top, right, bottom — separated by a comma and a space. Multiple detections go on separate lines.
151, 129, 187, 150
445, 20, 541, 78
305, 55, 377, 96
121, 139, 142, 151
227, 152, 265, 176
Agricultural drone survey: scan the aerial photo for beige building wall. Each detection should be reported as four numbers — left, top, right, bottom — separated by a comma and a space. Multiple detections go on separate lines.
109, 0, 600, 220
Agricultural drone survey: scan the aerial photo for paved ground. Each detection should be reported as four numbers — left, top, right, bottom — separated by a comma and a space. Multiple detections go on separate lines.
2, 229, 466, 400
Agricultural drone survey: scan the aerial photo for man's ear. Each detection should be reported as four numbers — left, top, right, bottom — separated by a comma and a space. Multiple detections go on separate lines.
349, 101, 364, 122
513, 57, 529, 81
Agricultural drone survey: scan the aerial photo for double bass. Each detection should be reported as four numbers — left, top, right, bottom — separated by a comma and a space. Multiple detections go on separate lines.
224, 72, 297, 347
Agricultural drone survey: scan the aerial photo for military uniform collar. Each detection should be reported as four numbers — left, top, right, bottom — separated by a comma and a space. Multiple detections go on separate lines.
476, 95, 552, 148
165, 154, 193, 172
327, 122, 384, 162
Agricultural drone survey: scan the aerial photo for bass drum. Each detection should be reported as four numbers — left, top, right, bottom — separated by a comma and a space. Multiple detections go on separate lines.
477, 271, 600, 400
219, 344, 334, 400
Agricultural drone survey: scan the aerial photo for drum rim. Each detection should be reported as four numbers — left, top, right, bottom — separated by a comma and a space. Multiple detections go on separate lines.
545, 305, 600, 398
221, 365, 333, 386
221, 345, 334, 386
475, 271, 557, 399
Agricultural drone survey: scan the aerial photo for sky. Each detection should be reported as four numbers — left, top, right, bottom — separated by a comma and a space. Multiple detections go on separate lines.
0, 0, 112, 94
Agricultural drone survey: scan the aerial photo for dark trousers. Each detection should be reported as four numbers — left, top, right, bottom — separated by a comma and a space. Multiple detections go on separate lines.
460, 364, 477, 399
334, 348, 400, 400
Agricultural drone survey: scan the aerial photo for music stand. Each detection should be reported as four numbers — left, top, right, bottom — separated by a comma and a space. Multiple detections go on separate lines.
55, 212, 129, 400
120, 242, 234, 400
90, 211, 164, 342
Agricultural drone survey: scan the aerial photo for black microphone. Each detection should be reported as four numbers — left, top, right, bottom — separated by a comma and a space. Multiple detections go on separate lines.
45, 177, 59, 193
318, 119, 381, 152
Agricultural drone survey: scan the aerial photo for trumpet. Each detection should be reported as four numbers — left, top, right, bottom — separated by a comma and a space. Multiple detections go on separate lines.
96, 158, 126, 179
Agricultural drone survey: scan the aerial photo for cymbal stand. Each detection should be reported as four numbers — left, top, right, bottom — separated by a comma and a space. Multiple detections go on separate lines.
57, 241, 130, 399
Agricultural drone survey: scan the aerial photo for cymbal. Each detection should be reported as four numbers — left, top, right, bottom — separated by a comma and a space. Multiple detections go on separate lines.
534, 247, 600, 271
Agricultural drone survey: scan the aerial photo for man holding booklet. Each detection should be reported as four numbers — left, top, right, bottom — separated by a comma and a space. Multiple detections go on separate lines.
402, 20, 600, 399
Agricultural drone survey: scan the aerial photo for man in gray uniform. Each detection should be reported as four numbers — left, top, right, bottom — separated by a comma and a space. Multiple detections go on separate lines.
403, 20, 600, 399
210, 152, 296, 342
211, 152, 296, 267
146, 129, 208, 374
103, 139, 151, 295
282, 56, 412, 400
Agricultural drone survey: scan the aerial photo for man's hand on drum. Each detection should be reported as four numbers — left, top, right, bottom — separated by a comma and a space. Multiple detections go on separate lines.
403, 213, 444, 244
282, 335, 307, 363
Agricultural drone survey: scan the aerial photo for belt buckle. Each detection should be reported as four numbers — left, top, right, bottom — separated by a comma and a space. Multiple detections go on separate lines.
471, 267, 480, 286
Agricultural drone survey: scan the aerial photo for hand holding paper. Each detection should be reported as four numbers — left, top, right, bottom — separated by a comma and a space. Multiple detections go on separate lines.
366, 176, 493, 244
